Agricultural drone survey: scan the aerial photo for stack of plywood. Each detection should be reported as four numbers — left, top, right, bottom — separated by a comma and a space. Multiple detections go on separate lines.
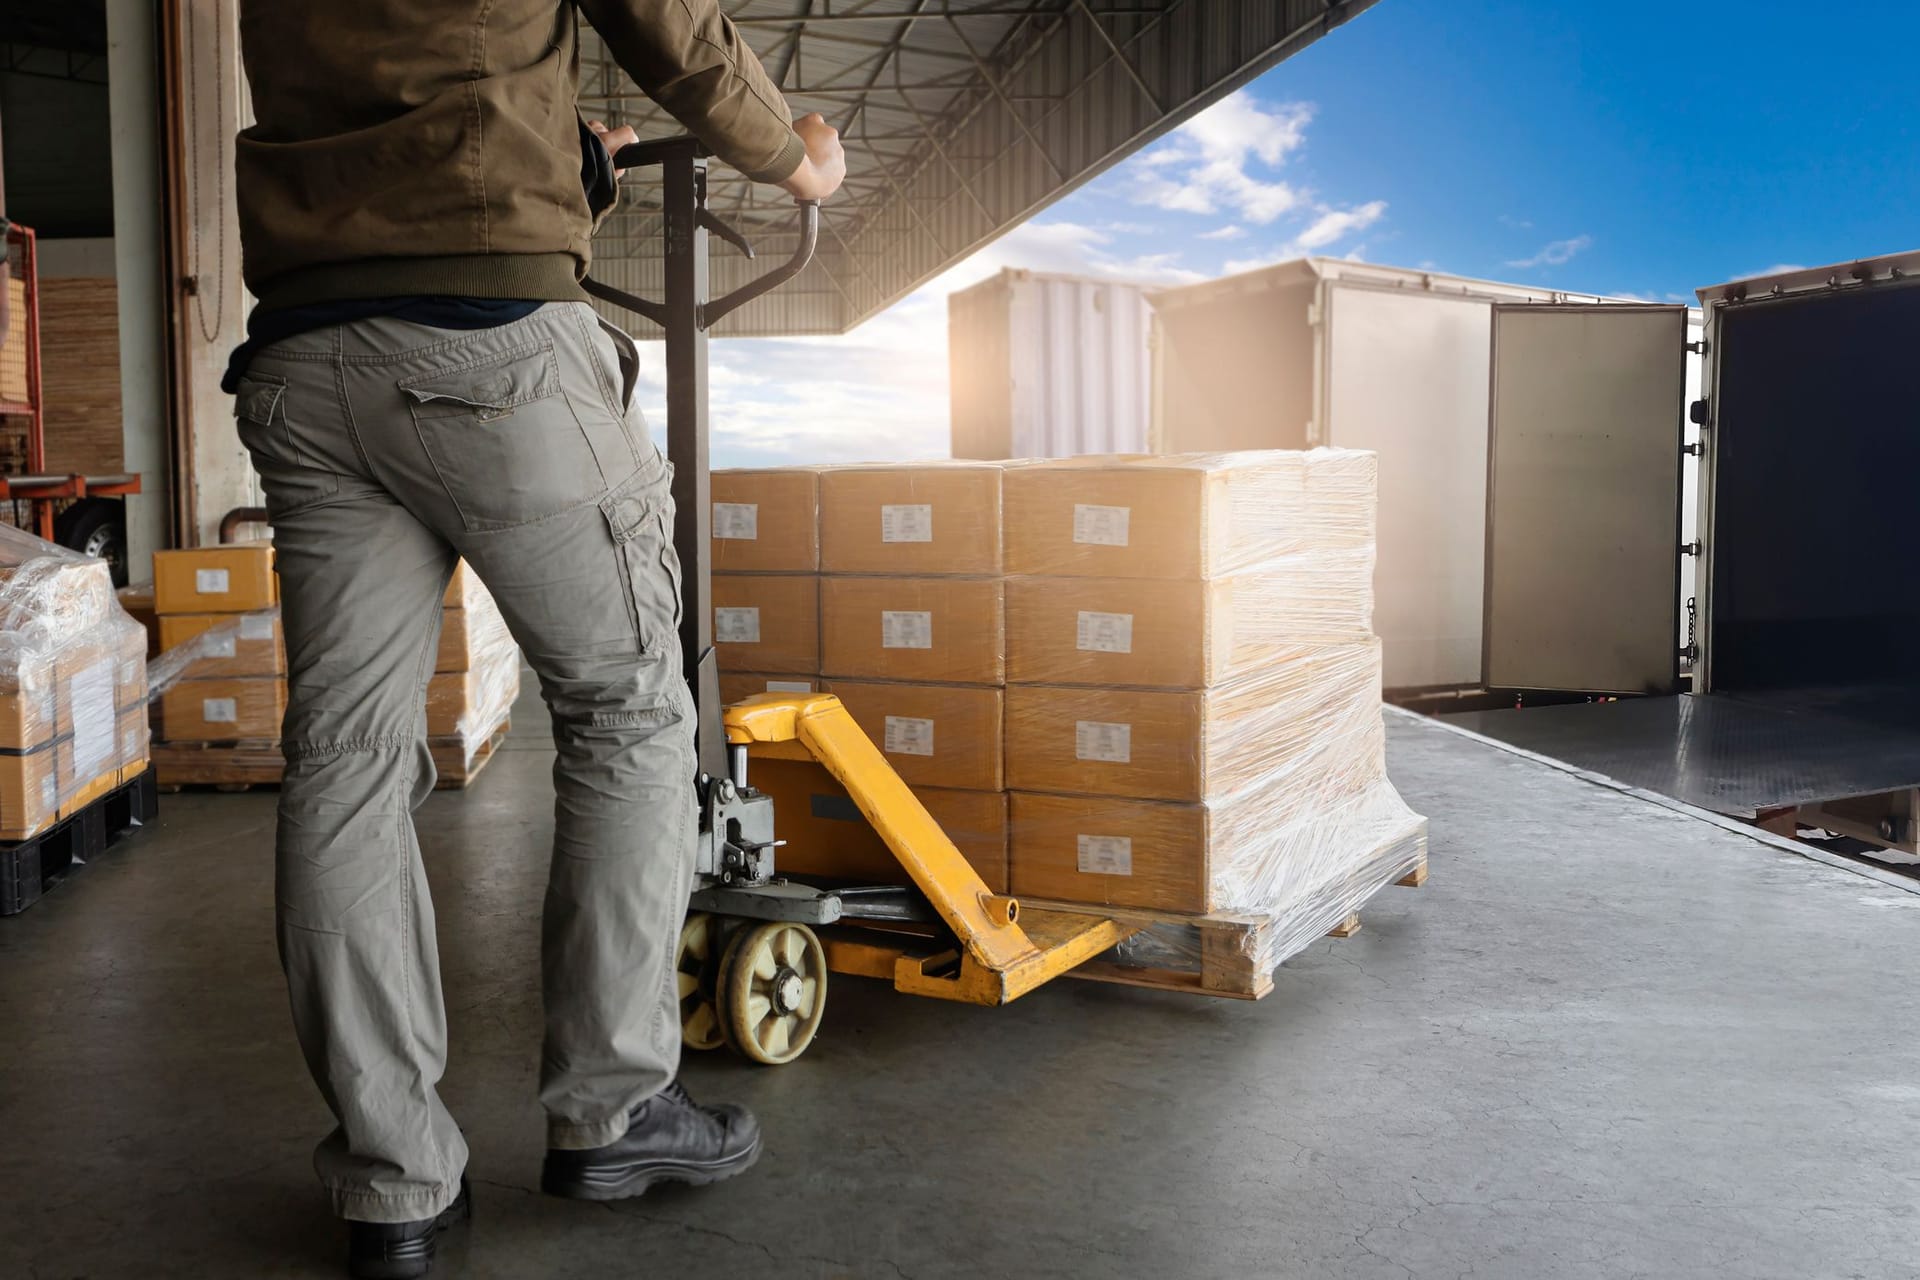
1001, 451, 1426, 987
0, 274, 27, 406
0, 527, 149, 841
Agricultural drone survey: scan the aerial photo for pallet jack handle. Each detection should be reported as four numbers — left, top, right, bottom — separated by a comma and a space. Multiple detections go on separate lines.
583, 138, 821, 333
580, 135, 823, 778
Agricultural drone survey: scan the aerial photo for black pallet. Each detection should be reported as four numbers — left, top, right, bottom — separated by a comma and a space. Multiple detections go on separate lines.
0, 768, 160, 917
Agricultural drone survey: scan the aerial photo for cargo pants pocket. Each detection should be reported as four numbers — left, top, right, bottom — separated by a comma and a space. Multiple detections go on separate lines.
233, 372, 341, 519
400, 341, 613, 532
600, 464, 682, 657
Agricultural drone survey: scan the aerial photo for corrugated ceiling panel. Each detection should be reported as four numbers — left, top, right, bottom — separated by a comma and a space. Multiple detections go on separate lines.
583, 0, 1381, 337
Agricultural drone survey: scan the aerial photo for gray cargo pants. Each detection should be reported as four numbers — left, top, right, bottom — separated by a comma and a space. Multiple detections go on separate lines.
233, 302, 696, 1223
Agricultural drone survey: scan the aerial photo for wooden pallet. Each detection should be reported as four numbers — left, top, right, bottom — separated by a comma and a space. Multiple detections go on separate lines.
1036, 824, 1428, 1001
155, 719, 512, 793
428, 721, 510, 790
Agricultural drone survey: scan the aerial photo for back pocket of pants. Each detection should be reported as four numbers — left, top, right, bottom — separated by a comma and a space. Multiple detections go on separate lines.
234, 372, 341, 518
400, 342, 606, 531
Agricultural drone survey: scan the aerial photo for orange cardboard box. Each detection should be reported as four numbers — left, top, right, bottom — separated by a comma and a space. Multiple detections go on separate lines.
823, 679, 1004, 792
153, 542, 277, 614
820, 576, 1003, 684
819, 463, 1002, 576
749, 758, 1007, 893
159, 612, 286, 679
712, 469, 821, 573
713, 575, 820, 676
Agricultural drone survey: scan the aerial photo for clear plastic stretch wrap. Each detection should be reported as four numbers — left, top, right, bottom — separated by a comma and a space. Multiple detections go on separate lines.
427, 579, 520, 766
1000, 447, 1427, 987
0, 525, 150, 839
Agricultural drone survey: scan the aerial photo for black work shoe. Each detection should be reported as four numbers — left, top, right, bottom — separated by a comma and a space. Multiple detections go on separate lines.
347, 1176, 471, 1280
540, 1081, 762, 1201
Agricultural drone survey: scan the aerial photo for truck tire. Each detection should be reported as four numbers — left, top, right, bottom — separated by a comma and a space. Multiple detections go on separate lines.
54, 498, 129, 587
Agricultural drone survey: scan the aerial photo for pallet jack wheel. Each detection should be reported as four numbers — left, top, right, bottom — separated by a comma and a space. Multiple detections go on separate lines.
718, 921, 827, 1065
675, 912, 726, 1052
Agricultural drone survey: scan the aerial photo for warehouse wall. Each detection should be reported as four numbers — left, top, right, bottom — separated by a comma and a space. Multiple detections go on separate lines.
161, 0, 259, 547
108, 0, 173, 569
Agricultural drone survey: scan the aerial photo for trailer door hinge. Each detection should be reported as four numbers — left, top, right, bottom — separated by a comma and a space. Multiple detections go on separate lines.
1681, 540, 1702, 557
1686, 339, 1708, 355
1679, 643, 1699, 662
1688, 399, 1709, 425
1682, 441, 1704, 457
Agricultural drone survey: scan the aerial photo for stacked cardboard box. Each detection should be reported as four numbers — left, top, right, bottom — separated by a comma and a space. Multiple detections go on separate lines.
1002, 451, 1422, 958
712, 467, 823, 699
0, 526, 149, 840
429, 561, 521, 776
714, 462, 1011, 891
148, 553, 518, 788
152, 543, 286, 745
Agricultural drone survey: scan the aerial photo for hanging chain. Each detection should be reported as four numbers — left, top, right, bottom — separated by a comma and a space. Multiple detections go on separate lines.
184, 0, 229, 344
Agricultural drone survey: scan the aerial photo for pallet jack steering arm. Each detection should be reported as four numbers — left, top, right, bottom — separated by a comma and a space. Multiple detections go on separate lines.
580, 135, 820, 776
582, 138, 1134, 1017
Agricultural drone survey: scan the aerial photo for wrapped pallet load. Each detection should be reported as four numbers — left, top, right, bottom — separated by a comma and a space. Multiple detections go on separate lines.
0, 525, 150, 842
1002, 450, 1426, 989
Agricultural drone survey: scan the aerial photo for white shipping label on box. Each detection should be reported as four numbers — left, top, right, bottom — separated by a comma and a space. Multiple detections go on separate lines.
765, 680, 814, 693
881, 610, 934, 650
195, 568, 231, 595
714, 607, 762, 645
883, 715, 935, 757
206, 633, 237, 659
202, 698, 239, 724
1072, 503, 1131, 547
1075, 720, 1133, 764
880, 503, 934, 544
70, 661, 116, 776
1076, 834, 1134, 876
712, 502, 759, 540
1075, 611, 1134, 654
239, 614, 276, 641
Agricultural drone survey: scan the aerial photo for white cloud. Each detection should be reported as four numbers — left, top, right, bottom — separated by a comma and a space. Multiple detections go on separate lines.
1198, 224, 1247, 241
1737, 262, 1806, 279
1294, 201, 1387, 251
1498, 214, 1533, 230
1507, 235, 1593, 269
1220, 199, 1389, 273
1128, 93, 1313, 224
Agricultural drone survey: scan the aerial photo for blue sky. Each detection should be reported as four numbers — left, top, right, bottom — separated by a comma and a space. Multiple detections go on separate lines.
672, 0, 1920, 467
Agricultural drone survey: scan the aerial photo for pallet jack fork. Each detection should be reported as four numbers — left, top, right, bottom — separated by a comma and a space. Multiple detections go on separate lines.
587, 139, 1132, 1064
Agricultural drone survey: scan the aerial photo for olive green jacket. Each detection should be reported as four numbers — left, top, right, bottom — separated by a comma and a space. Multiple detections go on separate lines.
235, 0, 803, 311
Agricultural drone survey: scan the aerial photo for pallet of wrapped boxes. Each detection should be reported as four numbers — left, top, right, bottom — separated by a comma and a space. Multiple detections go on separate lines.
148, 552, 519, 790
712, 462, 1013, 892
1001, 450, 1428, 997
0, 526, 158, 915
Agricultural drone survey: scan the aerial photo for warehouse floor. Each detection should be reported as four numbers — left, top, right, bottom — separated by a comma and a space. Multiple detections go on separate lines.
5, 687, 1918, 1279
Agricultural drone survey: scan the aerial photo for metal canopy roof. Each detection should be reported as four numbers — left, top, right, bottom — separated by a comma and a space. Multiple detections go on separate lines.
582, 0, 1380, 336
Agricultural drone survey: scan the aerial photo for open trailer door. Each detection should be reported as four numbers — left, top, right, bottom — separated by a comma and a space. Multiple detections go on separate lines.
1483, 303, 1689, 695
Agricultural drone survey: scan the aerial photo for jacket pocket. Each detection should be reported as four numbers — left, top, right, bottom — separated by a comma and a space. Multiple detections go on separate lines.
233, 372, 340, 518
400, 342, 607, 531
600, 465, 681, 657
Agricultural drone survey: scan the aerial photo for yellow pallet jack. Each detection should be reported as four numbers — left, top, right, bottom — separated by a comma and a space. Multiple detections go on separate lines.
586, 140, 1133, 1064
